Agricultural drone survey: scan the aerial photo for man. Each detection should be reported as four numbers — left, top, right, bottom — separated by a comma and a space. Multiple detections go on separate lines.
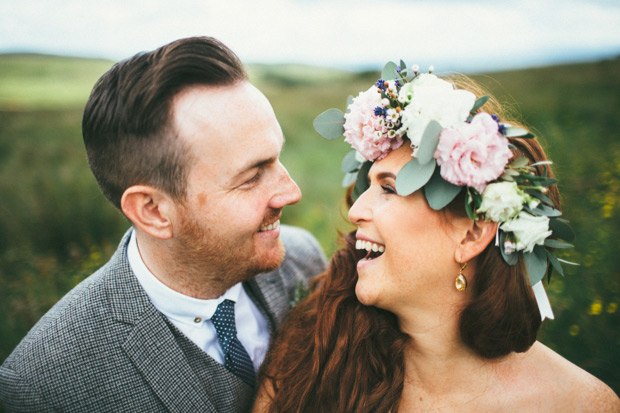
0, 37, 326, 412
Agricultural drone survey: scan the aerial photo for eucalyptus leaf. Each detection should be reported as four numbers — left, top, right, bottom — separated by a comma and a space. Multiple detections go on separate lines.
499, 231, 519, 266
549, 218, 575, 242
525, 204, 562, 217
531, 161, 553, 167
342, 150, 362, 173
546, 263, 554, 284
382, 61, 400, 82
346, 95, 354, 113
465, 192, 475, 221
395, 158, 436, 196
504, 126, 535, 139
416, 120, 443, 165
342, 171, 357, 188
399, 59, 407, 72
544, 239, 574, 249
500, 173, 515, 182
546, 250, 565, 277
525, 245, 548, 285
524, 188, 554, 207
353, 161, 372, 200
510, 156, 529, 169
313, 109, 345, 140
470, 95, 490, 112
557, 258, 579, 266
424, 166, 463, 210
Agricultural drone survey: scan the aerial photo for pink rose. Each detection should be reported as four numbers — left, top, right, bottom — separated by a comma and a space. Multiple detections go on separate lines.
343, 86, 404, 161
434, 113, 512, 192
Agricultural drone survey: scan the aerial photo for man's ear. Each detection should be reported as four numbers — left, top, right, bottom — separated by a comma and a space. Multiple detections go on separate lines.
120, 185, 176, 240
454, 219, 498, 264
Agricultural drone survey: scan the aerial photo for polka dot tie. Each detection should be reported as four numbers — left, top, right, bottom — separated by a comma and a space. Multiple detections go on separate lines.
211, 299, 256, 388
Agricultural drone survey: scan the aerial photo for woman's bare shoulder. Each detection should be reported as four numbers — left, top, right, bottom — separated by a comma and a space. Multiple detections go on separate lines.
525, 342, 620, 411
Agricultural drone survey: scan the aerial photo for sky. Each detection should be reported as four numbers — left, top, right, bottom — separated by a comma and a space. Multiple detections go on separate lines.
2, 0, 620, 73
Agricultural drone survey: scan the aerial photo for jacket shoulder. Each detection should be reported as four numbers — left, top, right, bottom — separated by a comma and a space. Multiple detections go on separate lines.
279, 225, 327, 282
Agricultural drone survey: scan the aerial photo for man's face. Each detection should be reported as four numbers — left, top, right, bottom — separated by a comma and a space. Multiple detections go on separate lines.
169, 81, 301, 290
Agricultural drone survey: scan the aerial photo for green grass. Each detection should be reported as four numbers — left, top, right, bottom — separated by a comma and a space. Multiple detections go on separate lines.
1, 53, 619, 393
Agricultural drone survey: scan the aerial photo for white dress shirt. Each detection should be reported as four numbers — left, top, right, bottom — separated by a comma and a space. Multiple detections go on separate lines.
126, 229, 270, 372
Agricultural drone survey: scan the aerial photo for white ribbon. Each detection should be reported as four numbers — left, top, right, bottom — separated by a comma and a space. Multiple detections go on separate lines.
532, 281, 554, 321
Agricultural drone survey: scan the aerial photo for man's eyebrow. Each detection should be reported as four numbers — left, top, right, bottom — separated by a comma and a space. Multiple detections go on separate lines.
234, 137, 284, 179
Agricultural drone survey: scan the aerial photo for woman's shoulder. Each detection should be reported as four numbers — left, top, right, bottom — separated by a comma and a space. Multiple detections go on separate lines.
521, 341, 620, 411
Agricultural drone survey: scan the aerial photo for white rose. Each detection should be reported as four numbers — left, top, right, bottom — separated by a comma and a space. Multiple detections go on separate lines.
500, 212, 552, 253
397, 74, 475, 154
477, 181, 526, 222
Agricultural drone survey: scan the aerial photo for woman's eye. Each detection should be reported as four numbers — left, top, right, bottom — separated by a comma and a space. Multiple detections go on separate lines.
381, 185, 395, 194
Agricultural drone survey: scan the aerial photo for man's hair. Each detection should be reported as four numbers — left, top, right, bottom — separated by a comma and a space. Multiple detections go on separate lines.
82, 36, 248, 210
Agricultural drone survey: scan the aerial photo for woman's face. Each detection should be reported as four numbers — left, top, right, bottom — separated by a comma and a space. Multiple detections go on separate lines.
348, 144, 463, 313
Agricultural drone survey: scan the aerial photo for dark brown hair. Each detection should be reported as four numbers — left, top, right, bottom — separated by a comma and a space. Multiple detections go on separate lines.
82, 36, 247, 210
259, 227, 410, 412
258, 75, 561, 411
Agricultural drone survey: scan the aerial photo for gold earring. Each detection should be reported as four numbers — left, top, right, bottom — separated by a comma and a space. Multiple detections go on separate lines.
455, 262, 468, 291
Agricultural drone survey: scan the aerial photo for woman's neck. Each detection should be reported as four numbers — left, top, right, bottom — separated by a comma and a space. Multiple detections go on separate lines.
397, 305, 515, 411
397, 303, 498, 391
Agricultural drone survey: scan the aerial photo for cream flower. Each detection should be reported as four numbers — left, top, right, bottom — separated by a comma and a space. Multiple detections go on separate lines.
397, 74, 476, 155
500, 212, 552, 253
477, 181, 526, 222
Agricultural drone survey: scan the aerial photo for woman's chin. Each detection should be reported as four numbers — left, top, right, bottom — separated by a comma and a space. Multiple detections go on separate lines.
355, 281, 379, 307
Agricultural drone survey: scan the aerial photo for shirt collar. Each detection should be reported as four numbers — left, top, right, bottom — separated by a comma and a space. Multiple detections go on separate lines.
127, 229, 242, 327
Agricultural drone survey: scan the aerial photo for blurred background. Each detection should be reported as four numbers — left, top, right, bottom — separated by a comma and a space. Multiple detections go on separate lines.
1, 0, 619, 395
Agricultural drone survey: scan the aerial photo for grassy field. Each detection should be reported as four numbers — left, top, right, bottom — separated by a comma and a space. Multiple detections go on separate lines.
1, 53, 619, 393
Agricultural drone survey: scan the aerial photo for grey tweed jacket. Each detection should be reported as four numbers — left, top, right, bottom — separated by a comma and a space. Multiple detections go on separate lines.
0, 225, 326, 412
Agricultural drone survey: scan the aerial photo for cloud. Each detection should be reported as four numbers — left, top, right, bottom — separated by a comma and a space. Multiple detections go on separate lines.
1, 0, 619, 71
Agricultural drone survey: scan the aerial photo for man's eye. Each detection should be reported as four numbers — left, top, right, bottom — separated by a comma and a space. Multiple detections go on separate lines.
245, 170, 262, 185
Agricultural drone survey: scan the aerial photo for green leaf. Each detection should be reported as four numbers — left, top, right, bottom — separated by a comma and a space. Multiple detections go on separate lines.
544, 239, 574, 249
465, 191, 475, 221
382, 61, 399, 82
524, 245, 548, 285
395, 158, 436, 196
424, 166, 463, 210
471, 95, 490, 112
524, 204, 562, 217
342, 172, 357, 188
557, 258, 579, 266
313, 109, 345, 140
352, 161, 372, 200
510, 156, 529, 169
416, 120, 443, 165
346, 96, 354, 113
399, 59, 407, 72
524, 188, 554, 207
549, 218, 575, 242
341, 150, 361, 173
504, 126, 535, 139
546, 250, 564, 277
500, 231, 519, 266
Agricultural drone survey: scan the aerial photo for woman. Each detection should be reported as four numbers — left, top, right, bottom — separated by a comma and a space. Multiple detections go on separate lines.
254, 63, 619, 411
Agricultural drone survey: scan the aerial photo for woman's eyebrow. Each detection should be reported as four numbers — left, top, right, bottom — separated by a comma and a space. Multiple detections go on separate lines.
368, 171, 396, 183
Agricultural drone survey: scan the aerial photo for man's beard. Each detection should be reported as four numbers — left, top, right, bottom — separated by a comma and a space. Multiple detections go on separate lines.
171, 210, 285, 296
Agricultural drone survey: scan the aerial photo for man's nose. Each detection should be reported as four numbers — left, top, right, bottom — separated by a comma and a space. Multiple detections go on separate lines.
270, 162, 301, 209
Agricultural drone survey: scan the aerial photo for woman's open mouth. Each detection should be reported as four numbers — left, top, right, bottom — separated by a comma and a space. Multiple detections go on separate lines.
355, 239, 385, 261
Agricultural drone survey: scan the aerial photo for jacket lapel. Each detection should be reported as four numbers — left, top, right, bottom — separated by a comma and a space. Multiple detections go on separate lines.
122, 306, 217, 413
106, 230, 218, 412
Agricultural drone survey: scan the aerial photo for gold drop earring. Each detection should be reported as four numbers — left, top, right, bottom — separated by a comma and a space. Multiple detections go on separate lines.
455, 262, 468, 291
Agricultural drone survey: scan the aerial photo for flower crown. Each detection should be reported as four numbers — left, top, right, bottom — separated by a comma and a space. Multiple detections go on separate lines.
314, 60, 577, 321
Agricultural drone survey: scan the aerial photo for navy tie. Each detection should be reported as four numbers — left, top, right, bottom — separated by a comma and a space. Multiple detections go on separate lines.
211, 299, 256, 388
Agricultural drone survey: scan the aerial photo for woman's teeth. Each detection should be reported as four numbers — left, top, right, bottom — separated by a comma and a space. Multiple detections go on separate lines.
355, 240, 385, 254
259, 219, 280, 232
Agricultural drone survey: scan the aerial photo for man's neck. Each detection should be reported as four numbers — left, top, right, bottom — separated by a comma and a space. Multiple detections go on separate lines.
134, 229, 229, 299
